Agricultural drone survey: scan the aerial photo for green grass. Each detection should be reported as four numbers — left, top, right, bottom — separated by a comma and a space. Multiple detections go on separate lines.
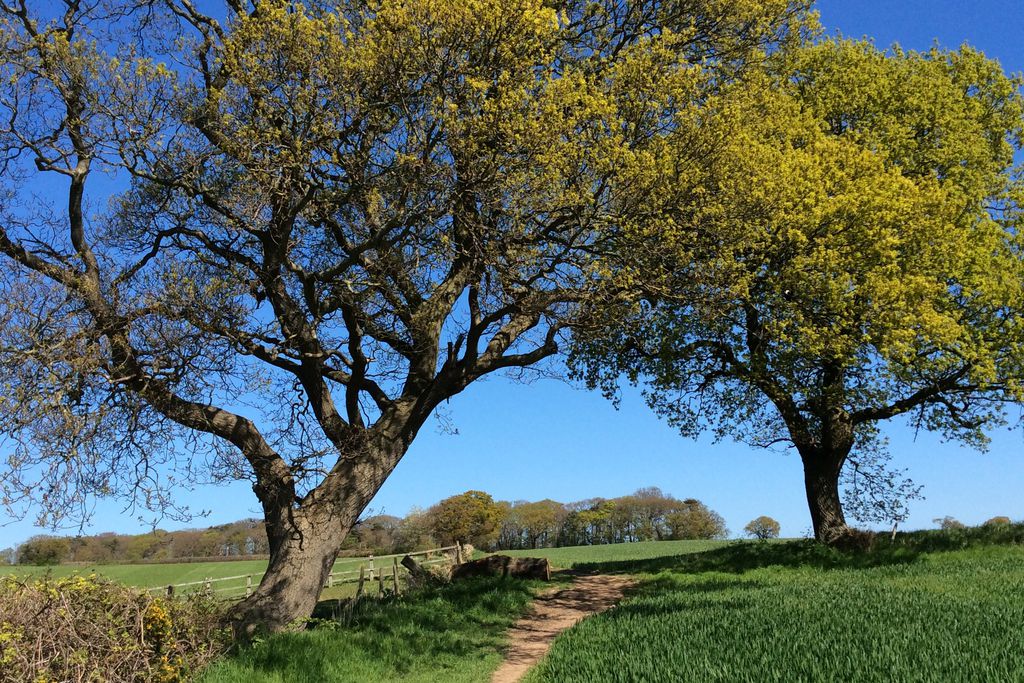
1, 539, 721, 595
196, 540, 738, 681
199, 577, 542, 683
527, 535, 1024, 682
20, 532, 1024, 681
498, 539, 732, 568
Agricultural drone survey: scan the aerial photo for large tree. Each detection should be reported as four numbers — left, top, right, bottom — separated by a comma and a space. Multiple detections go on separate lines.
574, 40, 1024, 543
0, 0, 807, 633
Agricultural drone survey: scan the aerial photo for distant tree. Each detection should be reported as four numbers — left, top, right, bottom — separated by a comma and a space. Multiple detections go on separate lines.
393, 508, 437, 553
123, 533, 170, 562
515, 500, 566, 549
667, 499, 728, 540
18, 536, 70, 565
744, 516, 781, 540
0, 547, 15, 565
983, 516, 1012, 526
577, 500, 618, 546
352, 514, 403, 553
934, 516, 967, 531
621, 487, 680, 541
496, 501, 524, 550
428, 491, 505, 548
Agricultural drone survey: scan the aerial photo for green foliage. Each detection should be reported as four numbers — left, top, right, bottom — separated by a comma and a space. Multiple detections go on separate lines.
886, 520, 1024, 551
575, 37, 1024, 539
744, 516, 782, 540
528, 537, 1024, 682
553, 489, 728, 547
16, 535, 70, 565
666, 499, 729, 540
428, 490, 505, 548
198, 577, 539, 683
0, 574, 227, 683
498, 499, 567, 550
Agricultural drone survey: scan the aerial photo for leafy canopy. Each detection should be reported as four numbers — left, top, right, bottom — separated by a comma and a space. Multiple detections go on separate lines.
0, 0, 810, 530
577, 38, 1024, 454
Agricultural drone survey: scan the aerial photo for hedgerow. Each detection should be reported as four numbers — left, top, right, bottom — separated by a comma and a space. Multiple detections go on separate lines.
0, 573, 228, 682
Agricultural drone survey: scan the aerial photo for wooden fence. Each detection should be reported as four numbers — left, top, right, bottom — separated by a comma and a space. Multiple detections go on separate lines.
146, 543, 463, 600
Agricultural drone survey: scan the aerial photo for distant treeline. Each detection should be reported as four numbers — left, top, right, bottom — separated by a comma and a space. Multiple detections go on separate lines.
5, 486, 727, 565
337, 486, 730, 556
6, 518, 270, 566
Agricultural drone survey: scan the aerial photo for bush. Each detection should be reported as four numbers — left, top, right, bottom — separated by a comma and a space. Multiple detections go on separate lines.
0, 574, 228, 682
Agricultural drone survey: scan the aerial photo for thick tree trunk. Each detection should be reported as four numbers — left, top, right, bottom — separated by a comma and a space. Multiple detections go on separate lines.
227, 512, 344, 639
801, 448, 851, 544
227, 432, 415, 638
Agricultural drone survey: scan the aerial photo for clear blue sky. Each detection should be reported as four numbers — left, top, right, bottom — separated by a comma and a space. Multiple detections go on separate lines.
3, 0, 1024, 548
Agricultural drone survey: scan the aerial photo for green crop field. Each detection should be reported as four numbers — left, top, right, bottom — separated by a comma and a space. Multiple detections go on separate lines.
527, 538, 1024, 682
499, 539, 733, 568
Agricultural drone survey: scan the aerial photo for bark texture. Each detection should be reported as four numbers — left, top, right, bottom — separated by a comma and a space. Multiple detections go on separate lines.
800, 447, 852, 544
228, 518, 341, 638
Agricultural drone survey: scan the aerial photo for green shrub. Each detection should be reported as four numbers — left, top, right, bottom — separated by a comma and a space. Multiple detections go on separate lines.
0, 573, 228, 682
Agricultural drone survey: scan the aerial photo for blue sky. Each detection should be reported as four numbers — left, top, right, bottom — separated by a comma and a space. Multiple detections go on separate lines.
3, 0, 1024, 548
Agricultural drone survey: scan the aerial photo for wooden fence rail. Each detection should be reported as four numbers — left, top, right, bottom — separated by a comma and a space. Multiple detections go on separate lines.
147, 543, 462, 600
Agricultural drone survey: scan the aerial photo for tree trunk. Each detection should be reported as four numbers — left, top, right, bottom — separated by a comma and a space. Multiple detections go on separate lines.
226, 432, 416, 638
227, 514, 343, 639
801, 448, 851, 544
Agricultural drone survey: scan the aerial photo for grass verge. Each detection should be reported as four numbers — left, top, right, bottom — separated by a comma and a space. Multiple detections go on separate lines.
198, 576, 544, 683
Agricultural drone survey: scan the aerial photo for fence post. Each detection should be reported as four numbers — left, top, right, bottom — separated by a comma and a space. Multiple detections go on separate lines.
377, 570, 384, 597
245, 575, 252, 597
355, 565, 366, 600
392, 558, 401, 597
327, 572, 334, 588
166, 584, 174, 598
368, 554, 375, 581
456, 541, 463, 565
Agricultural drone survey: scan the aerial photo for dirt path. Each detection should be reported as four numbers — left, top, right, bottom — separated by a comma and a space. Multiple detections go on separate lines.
491, 574, 636, 683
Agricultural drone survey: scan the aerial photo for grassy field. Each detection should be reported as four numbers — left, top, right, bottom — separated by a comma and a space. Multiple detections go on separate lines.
500, 539, 731, 568
199, 577, 542, 683
11, 532, 1024, 681
527, 534, 1024, 682
0, 553, 422, 599
0, 540, 717, 594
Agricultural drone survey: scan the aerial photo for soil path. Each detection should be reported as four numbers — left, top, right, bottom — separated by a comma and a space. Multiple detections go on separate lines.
491, 574, 636, 683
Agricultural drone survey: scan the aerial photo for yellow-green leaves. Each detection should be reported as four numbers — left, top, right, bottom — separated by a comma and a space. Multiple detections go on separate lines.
583, 36, 1024, 456
656, 39, 1024, 373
